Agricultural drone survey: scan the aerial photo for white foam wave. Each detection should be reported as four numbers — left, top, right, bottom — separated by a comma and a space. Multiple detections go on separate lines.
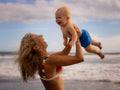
0, 55, 17, 59
0, 55, 120, 82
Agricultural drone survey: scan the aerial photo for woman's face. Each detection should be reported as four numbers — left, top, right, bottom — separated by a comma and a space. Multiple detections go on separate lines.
31, 34, 48, 51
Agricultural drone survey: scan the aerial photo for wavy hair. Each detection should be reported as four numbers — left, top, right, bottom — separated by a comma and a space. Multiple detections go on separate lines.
17, 33, 40, 82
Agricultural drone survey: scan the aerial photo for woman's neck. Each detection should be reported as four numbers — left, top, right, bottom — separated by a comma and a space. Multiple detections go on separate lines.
38, 52, 47, 60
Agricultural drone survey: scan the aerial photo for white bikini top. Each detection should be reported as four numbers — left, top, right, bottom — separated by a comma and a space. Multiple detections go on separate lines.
40, 57, 63, 81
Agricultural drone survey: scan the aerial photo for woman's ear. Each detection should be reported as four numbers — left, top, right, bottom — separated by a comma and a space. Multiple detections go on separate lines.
33, 45, 39, 51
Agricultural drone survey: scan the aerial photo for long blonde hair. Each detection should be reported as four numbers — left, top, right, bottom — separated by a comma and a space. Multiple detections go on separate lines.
17, 33, 40, 82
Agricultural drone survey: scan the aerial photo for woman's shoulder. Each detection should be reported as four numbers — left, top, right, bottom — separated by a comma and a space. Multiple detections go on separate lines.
46, 54, 55, 61
47, 54, 58, 60
46, 54, 62, 65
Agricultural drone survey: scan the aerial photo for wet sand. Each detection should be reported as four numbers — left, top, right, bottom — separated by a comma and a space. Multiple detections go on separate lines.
0, 78, 120, 90
65, 80, 120, 90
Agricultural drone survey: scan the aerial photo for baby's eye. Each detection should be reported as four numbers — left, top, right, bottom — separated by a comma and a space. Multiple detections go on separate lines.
58, 17, 61, 19
56, 16, 61, 19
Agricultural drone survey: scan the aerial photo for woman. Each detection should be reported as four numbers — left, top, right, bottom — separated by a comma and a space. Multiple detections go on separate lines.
17, 32, 84, 90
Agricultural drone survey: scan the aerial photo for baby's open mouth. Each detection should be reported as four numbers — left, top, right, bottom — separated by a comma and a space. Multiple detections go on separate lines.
57, 22, 61, 25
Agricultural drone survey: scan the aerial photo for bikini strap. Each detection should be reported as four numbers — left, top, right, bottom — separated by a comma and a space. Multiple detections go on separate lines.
41, 56, 63, 81
43, 57, 48, 64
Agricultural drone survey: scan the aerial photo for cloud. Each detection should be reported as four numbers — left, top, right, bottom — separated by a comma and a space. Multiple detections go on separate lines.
47, 33, 120, 53
0, 0, 120, 23
90, 34, 120, 52
101, 36, 120, 52
110, 21, 120, 25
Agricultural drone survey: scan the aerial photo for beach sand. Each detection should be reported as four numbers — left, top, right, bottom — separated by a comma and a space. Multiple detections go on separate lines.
0, 78, 120, 90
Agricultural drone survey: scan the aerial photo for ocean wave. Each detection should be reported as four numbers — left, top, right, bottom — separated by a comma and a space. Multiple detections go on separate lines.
0, 55, 120, 82
0, 55, 17, 59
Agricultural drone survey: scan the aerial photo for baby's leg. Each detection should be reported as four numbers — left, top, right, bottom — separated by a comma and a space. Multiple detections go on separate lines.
85, 45, 104, 59
91, 39, 102, 49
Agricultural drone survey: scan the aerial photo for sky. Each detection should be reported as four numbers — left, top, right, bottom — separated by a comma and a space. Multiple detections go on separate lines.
0, 0, 120, 53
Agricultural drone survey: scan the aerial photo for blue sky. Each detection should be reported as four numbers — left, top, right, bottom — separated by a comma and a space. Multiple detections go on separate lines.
0, 0, 120, 53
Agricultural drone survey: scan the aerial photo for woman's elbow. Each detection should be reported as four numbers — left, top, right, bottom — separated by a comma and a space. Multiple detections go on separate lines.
78, 55, 84, 62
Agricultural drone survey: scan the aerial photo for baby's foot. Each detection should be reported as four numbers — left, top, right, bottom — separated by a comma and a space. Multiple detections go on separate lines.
98, 42, 102, 49
98, 52, 105, 59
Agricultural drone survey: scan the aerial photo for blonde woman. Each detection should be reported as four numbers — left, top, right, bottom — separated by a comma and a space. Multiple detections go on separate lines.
17, 31, 84, 90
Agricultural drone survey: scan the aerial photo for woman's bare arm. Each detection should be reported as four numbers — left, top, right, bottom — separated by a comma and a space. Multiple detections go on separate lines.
47, 35, 84, 66
51, 43, 72, 56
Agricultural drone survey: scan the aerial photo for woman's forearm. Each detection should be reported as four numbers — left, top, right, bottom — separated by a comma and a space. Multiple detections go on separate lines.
51, 44, 72, 56
62, 44, 72, 55
75, 41, 84, 60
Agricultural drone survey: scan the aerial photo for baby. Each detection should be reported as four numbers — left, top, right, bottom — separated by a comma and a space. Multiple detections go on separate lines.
55, 6, 104, 59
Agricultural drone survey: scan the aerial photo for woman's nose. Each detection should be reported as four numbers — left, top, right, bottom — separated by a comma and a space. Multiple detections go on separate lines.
39, 35, 43, 37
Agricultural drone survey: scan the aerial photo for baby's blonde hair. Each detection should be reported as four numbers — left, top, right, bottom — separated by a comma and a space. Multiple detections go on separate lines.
56, 6, 71, 19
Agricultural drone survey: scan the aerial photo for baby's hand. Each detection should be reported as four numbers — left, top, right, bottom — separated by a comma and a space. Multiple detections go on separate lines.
69, 41, 75, 47
73, 24, 80, 35
63, 41, 67, 46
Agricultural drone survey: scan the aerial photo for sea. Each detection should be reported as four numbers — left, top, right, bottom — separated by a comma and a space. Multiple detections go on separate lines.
0, 53, 120, 82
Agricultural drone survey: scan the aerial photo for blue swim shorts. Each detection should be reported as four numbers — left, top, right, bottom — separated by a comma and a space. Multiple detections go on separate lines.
79, 29, 92, 48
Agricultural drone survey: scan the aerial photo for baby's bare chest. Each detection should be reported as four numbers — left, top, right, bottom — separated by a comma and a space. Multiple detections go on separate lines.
61, 28, 72, 38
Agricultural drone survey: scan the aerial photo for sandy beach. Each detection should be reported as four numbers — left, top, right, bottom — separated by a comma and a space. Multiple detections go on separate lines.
0, 78, 120, 90
0, 54, 120, 90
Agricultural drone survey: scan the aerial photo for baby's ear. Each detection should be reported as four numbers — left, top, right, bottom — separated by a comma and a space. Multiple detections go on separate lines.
67, 16, 70, 20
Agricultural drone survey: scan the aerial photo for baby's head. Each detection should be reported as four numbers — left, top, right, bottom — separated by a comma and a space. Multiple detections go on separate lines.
55, 6, 71, 19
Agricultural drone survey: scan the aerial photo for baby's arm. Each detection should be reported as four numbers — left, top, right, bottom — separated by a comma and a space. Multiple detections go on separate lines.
68, 26, 77, 47
63, 34, 68, 46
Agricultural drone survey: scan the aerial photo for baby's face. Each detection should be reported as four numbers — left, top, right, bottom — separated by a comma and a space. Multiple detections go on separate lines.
55, 11, 68, 26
